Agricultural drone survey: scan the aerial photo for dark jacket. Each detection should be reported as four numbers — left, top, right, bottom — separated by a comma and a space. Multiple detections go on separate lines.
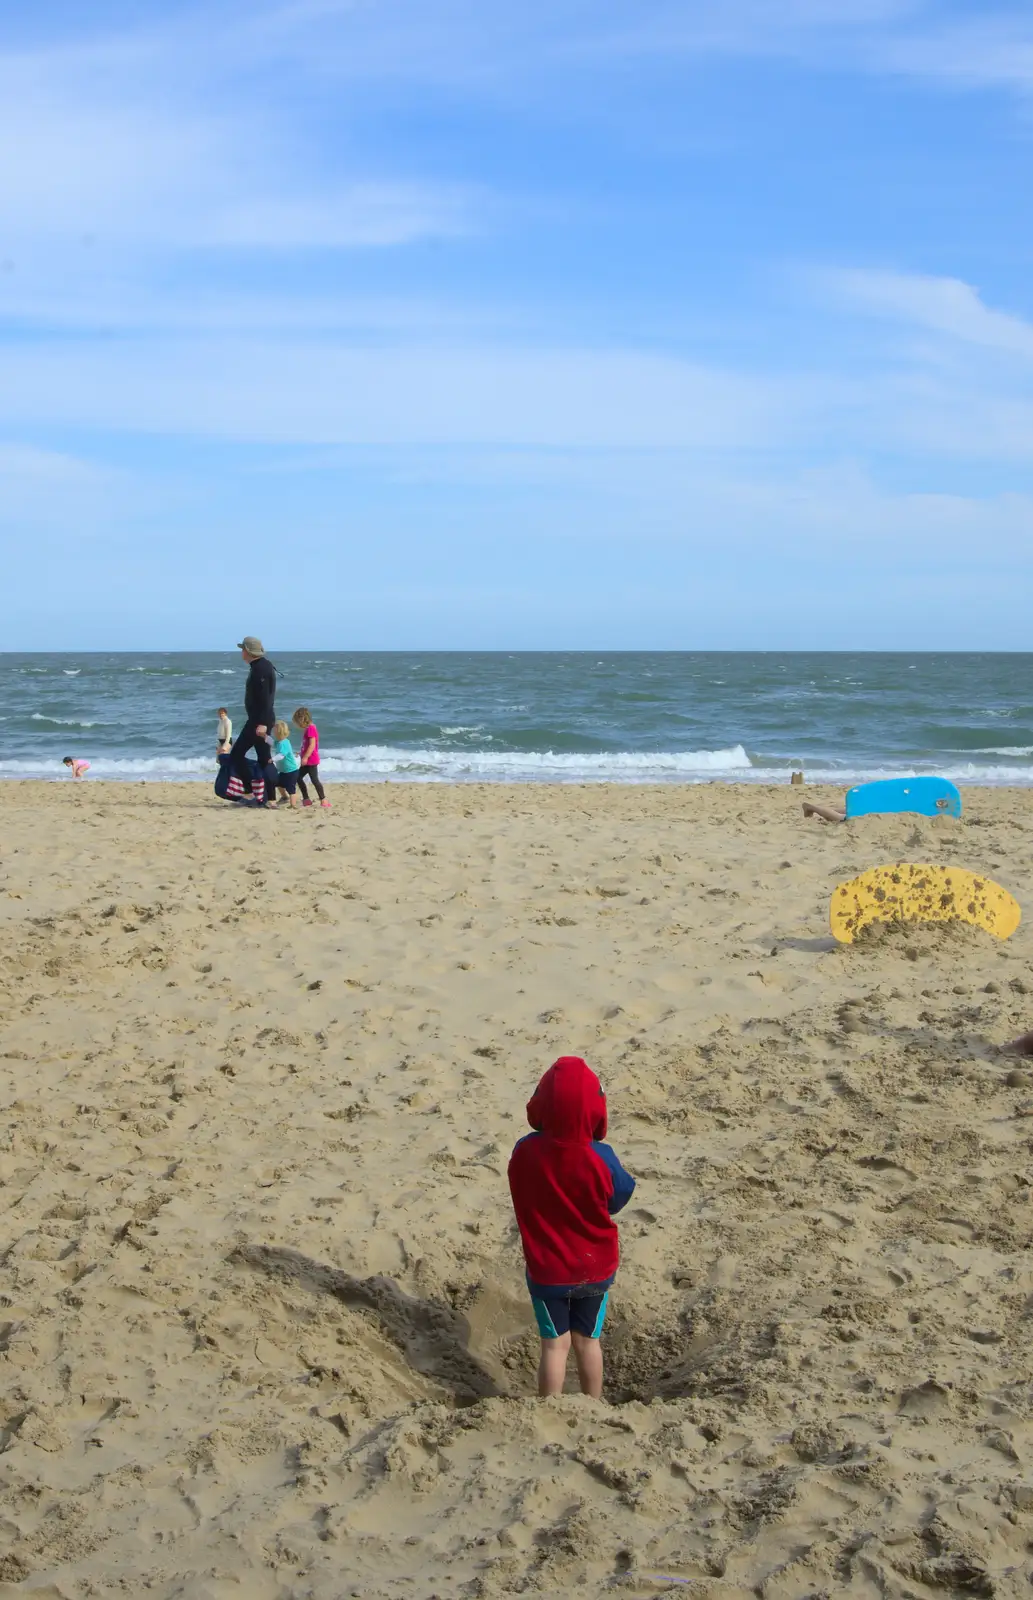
507, 1056, 635, 1291
244, 656, 276, 728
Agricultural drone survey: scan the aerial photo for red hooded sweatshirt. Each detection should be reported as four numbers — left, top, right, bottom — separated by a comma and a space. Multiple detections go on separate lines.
507, 1056, 636, 1291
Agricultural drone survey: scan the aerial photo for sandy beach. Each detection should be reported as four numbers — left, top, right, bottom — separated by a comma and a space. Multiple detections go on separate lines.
1, 780, 1032, 1598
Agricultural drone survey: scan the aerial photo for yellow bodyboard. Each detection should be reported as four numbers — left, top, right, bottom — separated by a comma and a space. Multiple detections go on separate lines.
830, 863, 1020, 944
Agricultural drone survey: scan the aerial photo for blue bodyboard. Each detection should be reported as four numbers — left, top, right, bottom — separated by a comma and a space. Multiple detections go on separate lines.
844, 776, 961, 820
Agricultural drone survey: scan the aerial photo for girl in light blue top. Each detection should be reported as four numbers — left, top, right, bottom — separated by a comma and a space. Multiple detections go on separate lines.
270, 719, 301, 808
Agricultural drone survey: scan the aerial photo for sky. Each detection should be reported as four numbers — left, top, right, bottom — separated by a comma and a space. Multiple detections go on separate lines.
2, 0, 1032, 650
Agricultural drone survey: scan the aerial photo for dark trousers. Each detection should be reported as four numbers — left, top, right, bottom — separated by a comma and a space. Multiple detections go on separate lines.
230, 720, 275, 799
297, 763, 325, 802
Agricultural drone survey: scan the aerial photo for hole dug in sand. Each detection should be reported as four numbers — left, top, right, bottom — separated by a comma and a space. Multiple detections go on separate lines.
603, 1298, 784, 1409
230, 1243, 500, 1408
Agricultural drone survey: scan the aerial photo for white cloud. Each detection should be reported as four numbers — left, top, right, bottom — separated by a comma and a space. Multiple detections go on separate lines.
0, 441, 102, 481
870, 376, 1033, 459
243, 0, 1033, 105
0, 338, 786, 449
796, 269, 1033, 461
879, 16, 1033, 91
416, 451, 1033, 562
0, 441, 121, 528
569, 1, 1033, 97
210, 185, 475, 250
0, 22, 473, 258
822, 269, 1033, 359
246, 0, 920, 79
571, 0, 919, 62
705, 461, 1033, 554
2, 9, 1032, 479
509, 451, 1033, 559
0, 2, 1025, 295
0, 275, 512, 337
2, 275, 1031, 463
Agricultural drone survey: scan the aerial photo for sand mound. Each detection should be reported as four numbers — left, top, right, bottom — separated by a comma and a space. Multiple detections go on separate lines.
847, 810, 964, 849
852, 917, 1000, 955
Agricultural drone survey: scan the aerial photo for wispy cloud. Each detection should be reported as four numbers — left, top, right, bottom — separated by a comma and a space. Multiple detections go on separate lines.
244, 0, 1033, 101
1, 310, 1030, 467
879, 14, 1033, 91
0, 338, 786, 450
567, 1, 1033, 97
246, 0, 920, 75
0, 441, 122, 530
798, 269, 1033, 462
210, 185, 476, 250
0, 441, 104, 482
0, 18, 476, 261
570, 0, 920, 62
821, 269, 1033, 359
2, 4, 1032, 576
707, 461, 1033, 557
0, 277, 512, 337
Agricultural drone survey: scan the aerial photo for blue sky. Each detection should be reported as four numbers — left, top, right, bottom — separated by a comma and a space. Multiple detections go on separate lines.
2, 0, 1032, 649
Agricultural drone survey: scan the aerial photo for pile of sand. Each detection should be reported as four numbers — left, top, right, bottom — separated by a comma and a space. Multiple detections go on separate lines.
0, 781, 1031, 1597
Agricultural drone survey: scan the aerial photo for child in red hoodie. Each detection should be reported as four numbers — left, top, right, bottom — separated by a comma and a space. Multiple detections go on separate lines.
508, 1056, 636, 1398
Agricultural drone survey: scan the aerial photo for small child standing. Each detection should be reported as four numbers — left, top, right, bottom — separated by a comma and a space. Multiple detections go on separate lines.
270, 720, 301, 808
216, 707, 233, 754
292, 707, 330, 809
62, 757, 90, 779
508, 1055, 635, 1399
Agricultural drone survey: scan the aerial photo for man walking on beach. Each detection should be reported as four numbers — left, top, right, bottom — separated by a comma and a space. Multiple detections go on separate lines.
230, 636, 277, 804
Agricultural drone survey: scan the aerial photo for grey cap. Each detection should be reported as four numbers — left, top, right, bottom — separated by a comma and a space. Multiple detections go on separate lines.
237, 636, 265, 656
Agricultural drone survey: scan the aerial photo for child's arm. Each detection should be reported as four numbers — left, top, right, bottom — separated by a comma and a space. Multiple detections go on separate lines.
300, 736, 315, 765
594, 1143, 636, 1213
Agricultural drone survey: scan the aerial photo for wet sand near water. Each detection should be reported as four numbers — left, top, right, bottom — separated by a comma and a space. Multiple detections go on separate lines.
1, 781, 1032, 1597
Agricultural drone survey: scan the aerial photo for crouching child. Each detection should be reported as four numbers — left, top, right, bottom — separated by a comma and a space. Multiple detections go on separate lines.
507, 1055, 635, 1399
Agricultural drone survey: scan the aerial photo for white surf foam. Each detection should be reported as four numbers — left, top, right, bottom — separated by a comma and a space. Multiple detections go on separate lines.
313, 744, 756, 782
958, 746, 1033, 757
30, 714, 99, 728
3, 744, 1033, 784
0, 756, 214, 778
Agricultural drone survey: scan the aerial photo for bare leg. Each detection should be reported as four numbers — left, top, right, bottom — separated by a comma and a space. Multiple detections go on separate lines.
538, 1334, 570, 1396
1001, 1030, 1033, 1057
802, 803, 846, 823
571, 1332, 603, 1398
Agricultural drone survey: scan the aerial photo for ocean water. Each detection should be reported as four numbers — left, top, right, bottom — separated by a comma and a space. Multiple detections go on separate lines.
2, 651, 1033, 785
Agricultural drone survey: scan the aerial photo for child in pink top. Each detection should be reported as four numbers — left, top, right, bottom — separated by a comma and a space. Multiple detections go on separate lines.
291, 707, 329, 808
62, 757, 90, 779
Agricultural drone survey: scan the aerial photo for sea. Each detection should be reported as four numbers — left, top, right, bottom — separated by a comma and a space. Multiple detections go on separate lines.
3, 651, 1033, 785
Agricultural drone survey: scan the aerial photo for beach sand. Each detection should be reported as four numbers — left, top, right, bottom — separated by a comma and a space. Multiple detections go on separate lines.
1, 780, 1032, 1598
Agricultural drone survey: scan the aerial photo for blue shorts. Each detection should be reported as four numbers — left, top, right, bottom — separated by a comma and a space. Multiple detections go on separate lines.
530, 1285, 609, 1340
276, 770, 299, 795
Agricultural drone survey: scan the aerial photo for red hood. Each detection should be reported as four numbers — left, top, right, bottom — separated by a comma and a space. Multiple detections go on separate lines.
526, 1056, 607, 1142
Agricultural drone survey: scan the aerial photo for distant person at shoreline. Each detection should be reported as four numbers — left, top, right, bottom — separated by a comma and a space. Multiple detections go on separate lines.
270, 720, 301, 809
62, 757, 90, 779
508, 1056, 635, 1399
229, 636, 277, 805
292, 707, 330, 809
216, 706, 233, 754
